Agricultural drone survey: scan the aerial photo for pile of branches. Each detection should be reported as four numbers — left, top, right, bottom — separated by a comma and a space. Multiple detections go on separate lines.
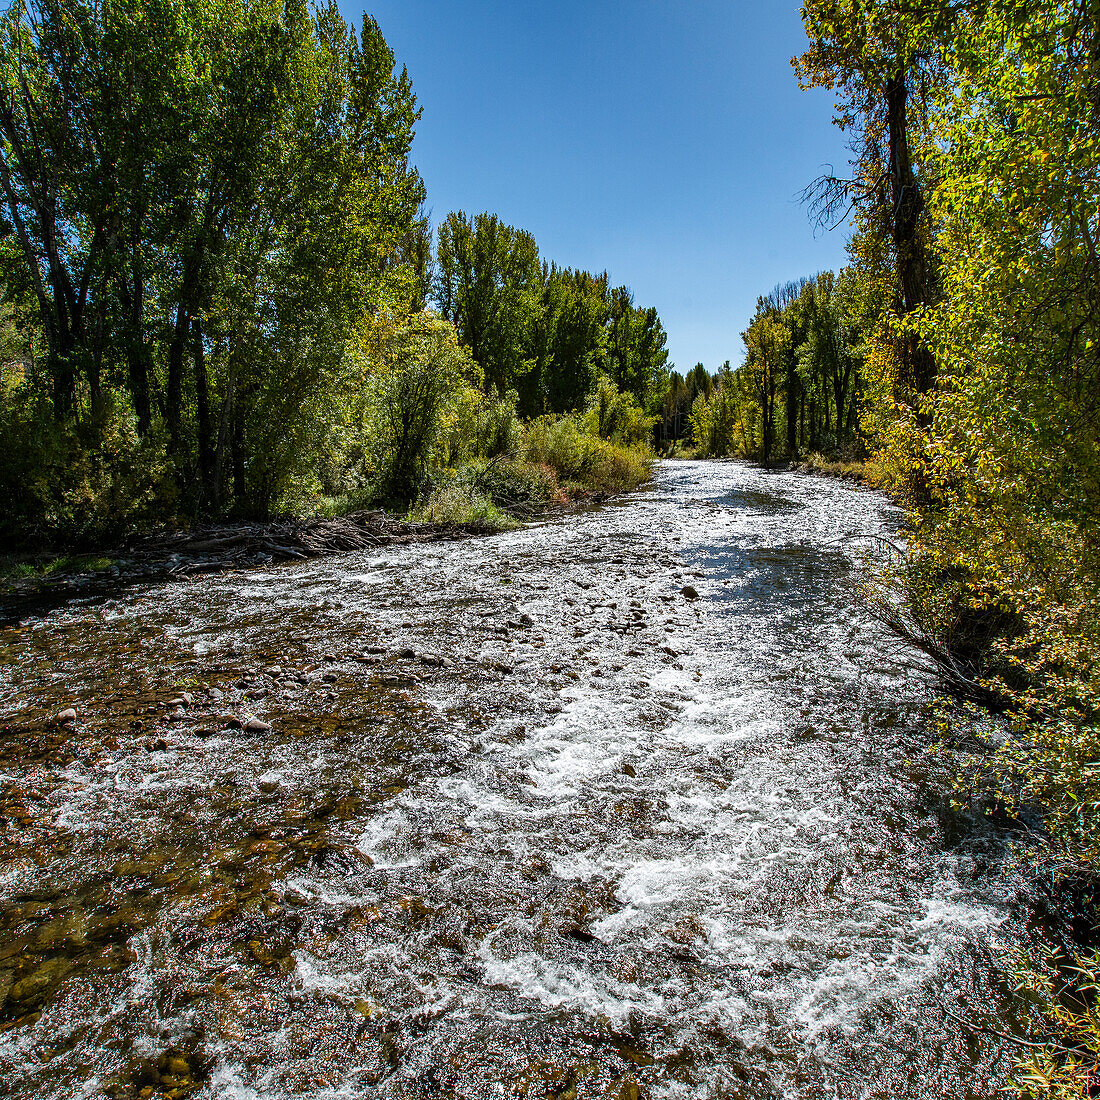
132, 511, 492, 574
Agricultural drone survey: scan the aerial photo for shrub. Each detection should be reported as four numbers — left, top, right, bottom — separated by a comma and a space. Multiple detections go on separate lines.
523, 415, 588, 479
520, 409, 653, 497
465, 457, 565, 514
438, 387, 523, 467
411, 479, 517, 531
0, 389, 173, 546
584, 376, 658, 446
360, 314, 476, 502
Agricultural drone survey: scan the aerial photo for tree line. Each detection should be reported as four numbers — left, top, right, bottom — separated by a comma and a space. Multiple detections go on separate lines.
683, 269, 867, 465
0, 0, 671, 544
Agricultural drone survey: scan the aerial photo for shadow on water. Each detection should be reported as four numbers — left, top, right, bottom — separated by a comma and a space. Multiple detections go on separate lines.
704, 543, 851, 615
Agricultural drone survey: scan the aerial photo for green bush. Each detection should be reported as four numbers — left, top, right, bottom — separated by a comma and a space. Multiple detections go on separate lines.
411, 479, 517, 531
521, 412, 652, 496
584, 376, 658, 446
0, 389, 173, 546
462, 457, 565, 514
360, 314, 476, 502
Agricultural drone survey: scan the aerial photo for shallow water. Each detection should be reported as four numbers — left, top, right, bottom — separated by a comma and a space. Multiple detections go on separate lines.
0, 460, 1017, 1098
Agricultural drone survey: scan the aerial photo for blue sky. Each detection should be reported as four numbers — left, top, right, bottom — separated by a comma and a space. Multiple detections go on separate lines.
351, 1, 852, 374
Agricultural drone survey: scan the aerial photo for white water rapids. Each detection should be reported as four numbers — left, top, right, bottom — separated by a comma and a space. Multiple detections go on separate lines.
0, 460, 1018, 1098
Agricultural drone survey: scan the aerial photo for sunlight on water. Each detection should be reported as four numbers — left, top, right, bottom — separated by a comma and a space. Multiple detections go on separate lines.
0, 461, 1018, 1098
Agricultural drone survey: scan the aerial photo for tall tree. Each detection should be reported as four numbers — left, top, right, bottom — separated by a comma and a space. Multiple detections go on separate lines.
434, 211, 541, 396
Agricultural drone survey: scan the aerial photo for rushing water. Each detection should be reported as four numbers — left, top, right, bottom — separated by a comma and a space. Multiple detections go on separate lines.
0, 460, 1019, 1099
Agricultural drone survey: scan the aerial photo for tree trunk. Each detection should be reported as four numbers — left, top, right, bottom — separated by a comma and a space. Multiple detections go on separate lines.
167, 299, 190, 454
885, 70, 936, 399
193, 318, 214, 510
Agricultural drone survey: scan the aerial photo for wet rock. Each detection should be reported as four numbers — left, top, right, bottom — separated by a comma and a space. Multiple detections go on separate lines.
681, 585, 699, 600
661, 646, 679, 658
322, 653, 337, 663
397, 647, 417, 659
243, 717, 272, 734
167, 708, 187, 722
267, 666, 282, 677
258, 780, 280, 795
320, 672, 337, 683
56, 707, 77, 725
145, 738, 169, 752
381, 673, 420, 687
219, 715, 244, 730
206, 687, 224, 701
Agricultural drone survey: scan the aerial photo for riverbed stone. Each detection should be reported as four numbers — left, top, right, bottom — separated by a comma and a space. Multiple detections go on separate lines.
56, 707, 77, 725
681, 585, 699, 599
244, 717, 272, 733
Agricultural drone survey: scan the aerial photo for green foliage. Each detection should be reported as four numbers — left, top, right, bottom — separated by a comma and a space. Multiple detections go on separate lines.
463, 457, 565, 514
672, 274, 866, 463
435, 218, 670, 418
0, 384, 171, 544
1004, 947, 1100, 1099
584, 376, 657, 447
359, 313, 475, 503
0, 0, 425, 528
794, 2, 1100, 1089
0, 0, 667, 547
438, 387, 522, 468
435, 212, 542, 397
522, 412, 651, 497
690, 376, 741, 459
410, 478, 517, 532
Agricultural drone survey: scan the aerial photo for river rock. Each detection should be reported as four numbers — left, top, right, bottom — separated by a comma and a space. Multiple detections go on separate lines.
397, 647, 417, 659
681, 585, 699, 600
56, 707, 77, 725
244, 717, 272, 733
219, 714, 244, 730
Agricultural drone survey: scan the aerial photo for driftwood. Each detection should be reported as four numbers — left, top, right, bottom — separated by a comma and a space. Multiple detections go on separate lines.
131, 510, 494, 574
0, 511, 500, 623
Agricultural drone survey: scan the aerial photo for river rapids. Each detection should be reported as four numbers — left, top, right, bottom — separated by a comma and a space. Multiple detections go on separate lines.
0, 460, 1019, 1098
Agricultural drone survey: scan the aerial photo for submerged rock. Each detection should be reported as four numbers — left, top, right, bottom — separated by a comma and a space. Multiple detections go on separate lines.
56, 707, 77, 725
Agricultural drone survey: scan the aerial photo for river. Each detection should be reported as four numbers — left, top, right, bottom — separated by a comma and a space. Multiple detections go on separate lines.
0, 459, 1018, 1098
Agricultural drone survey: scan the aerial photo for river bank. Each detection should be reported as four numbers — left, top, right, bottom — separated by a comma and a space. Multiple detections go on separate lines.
0, 512, 502, 628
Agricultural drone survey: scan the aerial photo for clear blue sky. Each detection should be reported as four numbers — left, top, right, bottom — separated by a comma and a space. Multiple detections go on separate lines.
350, 1, 852, 375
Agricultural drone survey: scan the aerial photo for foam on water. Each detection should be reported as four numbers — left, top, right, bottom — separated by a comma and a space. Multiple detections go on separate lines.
0, 460, 1019, 1098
